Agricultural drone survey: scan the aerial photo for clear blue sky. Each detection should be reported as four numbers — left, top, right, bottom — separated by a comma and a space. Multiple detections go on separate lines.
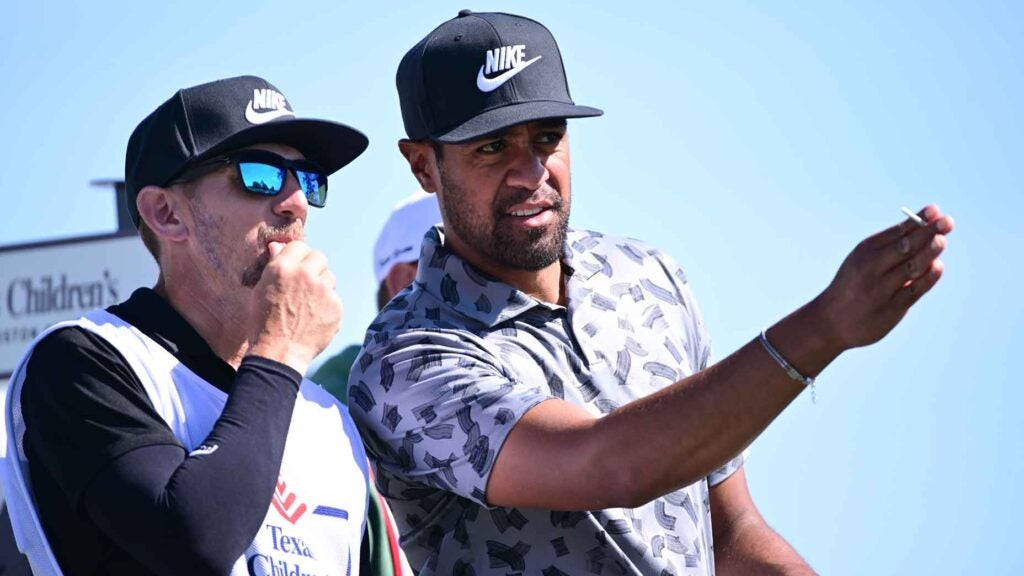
2, 1, 1021, 573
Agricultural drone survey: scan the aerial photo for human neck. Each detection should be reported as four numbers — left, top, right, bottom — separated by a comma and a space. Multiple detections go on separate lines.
458, 249, 566, 306
155, 267, 252, 369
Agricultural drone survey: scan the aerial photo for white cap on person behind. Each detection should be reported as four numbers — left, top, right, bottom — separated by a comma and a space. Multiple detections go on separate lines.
373, 190, 442, 284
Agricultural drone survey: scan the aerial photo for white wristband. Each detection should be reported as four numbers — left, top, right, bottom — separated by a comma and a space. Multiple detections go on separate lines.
759, 328, 816, 403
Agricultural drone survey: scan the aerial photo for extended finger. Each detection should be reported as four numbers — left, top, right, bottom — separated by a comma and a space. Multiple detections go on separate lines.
864, 204, 944, 250
864, 218, 917, 251
891, 259, 945, 309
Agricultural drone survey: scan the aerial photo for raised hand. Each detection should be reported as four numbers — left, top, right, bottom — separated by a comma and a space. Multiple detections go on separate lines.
247, 240, 343, 374
815, 204, 954, 350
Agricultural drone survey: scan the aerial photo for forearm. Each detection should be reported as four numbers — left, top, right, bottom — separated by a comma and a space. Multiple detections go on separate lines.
714, 512, 816, 576
585, 212, 953, 507
490, 297, 844, 511
84, 357, 300, 574
587, 297, 841, 507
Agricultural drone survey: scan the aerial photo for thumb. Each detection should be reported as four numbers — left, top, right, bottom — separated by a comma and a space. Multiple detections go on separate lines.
268, 241, 285, 257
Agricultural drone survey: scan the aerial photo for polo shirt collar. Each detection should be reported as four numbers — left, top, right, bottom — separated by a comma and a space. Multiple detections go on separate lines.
414, 226, 605, 328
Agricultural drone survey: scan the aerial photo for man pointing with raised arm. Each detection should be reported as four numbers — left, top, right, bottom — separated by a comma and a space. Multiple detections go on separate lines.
349, 10, 954, 575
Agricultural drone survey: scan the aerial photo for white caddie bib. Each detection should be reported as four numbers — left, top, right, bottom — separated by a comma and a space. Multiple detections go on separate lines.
1, 309, 368, 576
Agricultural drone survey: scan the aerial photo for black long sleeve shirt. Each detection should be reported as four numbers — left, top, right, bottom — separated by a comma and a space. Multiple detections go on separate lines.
20, 288, 302, 575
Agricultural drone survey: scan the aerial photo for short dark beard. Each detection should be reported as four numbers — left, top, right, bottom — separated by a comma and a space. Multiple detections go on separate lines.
436, 157, 569, 271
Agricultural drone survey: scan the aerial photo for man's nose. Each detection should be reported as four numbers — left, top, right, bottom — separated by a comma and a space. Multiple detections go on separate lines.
272, 170, 309, 220
505, 146, 549, 191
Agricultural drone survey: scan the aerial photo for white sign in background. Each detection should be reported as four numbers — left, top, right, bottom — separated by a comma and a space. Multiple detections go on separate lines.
0, 235, 157, 379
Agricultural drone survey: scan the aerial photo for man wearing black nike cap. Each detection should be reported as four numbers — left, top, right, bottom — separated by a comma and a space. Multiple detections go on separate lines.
1, 76, 374, 575
350, 10, 954, 575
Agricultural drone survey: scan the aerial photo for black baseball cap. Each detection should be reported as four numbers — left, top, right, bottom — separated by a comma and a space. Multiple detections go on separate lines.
124, 75, 368, 226
397, 10, 603, 143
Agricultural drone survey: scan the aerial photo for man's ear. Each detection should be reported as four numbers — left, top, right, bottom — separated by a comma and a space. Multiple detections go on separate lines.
136, 185, 189, 243
398, 139, 441, 193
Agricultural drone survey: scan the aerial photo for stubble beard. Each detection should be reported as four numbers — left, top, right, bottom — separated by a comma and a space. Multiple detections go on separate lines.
240, 222, 304, 287
190, 207, 232, 283
189, 196, 302, 289
437, 161, 570, 271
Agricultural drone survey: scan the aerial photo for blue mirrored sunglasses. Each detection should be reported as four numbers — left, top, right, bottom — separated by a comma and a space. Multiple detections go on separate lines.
181, 150, 329, 207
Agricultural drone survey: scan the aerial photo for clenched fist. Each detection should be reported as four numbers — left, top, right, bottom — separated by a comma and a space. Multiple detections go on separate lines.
247, 240, 342, 374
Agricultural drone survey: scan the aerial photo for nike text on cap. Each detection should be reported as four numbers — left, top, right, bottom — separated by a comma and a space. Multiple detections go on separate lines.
124, 75, 368, 226
397, 10, 603, 144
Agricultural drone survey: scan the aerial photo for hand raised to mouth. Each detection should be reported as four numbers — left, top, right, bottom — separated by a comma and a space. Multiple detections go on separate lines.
247, 240, 342, 375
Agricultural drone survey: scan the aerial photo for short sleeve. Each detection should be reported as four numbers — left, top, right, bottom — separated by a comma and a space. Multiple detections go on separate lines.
708, 450, 748, 487
348, 329, 551, 506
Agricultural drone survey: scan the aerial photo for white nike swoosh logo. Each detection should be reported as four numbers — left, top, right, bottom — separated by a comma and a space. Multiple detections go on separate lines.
476, 55, 543, 93
245, 102, 295, 124
189, 444, 219, 457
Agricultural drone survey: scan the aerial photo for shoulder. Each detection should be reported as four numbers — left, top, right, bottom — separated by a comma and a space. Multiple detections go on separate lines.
348, 315, 513, 419
567, 229, 691, 287
360, 281, 490, 355
21, 324, 152, 424
18, 323, 181, 509
567, 229, 713, 371
32, 324, 114, 355
354, 322, 497, 380
25, 325, 135, 389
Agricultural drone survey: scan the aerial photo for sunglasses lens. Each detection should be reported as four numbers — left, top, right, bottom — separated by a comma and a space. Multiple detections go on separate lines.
237, 162, 285, 195
296, 170, 328, 207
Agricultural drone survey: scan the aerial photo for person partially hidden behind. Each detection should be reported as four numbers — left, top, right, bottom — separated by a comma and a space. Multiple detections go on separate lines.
1, 76, 372, 575
348, 10, 956, 575
311, 190, 439, 576
313, 189, 441, 399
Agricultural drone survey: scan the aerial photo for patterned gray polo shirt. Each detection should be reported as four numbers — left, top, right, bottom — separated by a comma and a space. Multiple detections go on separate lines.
348, 227, 744, 575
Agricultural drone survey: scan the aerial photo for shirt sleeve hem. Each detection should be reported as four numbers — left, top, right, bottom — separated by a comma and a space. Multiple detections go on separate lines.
475, 394, 554, 509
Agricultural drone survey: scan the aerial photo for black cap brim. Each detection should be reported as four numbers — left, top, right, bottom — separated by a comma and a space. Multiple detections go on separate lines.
432, 101, 603, 143
188, 118, 368, 176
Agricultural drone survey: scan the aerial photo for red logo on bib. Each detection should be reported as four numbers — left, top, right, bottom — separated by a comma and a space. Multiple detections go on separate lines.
272, 479, 308, 524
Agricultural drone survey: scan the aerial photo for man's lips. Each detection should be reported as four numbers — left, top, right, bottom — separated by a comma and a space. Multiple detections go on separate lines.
506, 201, 554, 217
